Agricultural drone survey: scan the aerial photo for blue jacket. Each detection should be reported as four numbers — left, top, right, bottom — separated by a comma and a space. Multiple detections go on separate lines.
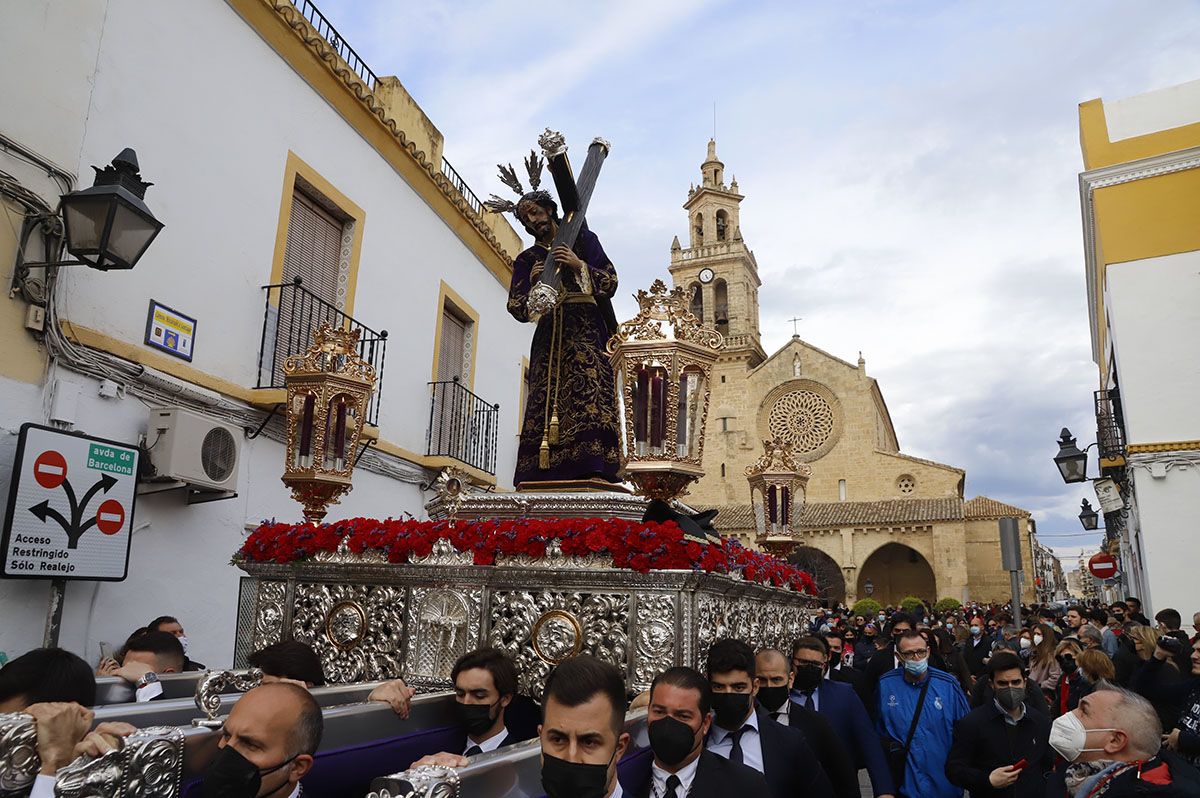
876, 667, 970, 798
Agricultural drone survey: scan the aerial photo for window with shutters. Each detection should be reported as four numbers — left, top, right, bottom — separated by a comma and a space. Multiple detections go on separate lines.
283, 189, 345, 306
437, 307, 469, 383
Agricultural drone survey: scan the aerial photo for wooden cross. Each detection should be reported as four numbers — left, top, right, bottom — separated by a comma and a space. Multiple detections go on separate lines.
530, 130, 610, 306
789, 316, 802, 336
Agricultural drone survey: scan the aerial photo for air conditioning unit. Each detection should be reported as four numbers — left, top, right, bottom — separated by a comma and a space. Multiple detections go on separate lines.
146, 407, 241, 491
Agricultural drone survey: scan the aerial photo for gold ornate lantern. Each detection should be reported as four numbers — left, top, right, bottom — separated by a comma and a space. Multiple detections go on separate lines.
746, 439, 812, 557
282, 323, 377, 523
607, 280, 724, 500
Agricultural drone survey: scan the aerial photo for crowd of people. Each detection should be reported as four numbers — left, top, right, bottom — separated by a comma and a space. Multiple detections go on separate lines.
0, 596, 1197, 798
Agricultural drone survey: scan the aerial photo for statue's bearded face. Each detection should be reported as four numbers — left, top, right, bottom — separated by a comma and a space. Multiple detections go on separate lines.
517, 200, 556, 240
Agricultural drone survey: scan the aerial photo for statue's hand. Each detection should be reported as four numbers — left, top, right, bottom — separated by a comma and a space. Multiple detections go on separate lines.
551, 245, 585, 276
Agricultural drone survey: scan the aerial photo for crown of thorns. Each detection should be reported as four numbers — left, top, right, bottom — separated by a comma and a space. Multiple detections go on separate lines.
483, 150, 553, 215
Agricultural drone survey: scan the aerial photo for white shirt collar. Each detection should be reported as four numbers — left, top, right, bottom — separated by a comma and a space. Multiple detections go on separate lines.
609, 779, 624, 798
467, 726, 509, 754
651, 753, 701, 798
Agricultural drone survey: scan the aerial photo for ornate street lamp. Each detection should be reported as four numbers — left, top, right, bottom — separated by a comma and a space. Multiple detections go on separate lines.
1053, 428, 1089, 484
607, 279, 724, 503
1078, 499, 1099, 531
746, 438, 811, 557
59, 149, 164, 271
282, 323, 377, 523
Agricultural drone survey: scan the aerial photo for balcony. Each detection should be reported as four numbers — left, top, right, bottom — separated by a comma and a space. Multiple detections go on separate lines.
1095, 388, 1126, 466
256, 279, 388, 426
427, 378, 500, 476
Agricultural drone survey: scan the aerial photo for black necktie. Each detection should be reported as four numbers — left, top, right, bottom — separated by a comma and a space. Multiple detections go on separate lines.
804, 692, 815, 711
664, 773, 681, 798
729, 724, 750, 764
465, 745, 482, 757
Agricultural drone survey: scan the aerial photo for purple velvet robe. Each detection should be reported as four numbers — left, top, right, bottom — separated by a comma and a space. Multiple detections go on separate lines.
506, 229, 621, 486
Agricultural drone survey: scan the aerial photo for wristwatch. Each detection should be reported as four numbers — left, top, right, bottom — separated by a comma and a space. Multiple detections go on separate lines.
135, 671, 160, 690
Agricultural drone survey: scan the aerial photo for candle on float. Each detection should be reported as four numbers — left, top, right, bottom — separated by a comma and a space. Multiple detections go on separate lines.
781, 486, 791, 526
650, 374, 664, 449
298, 394, 315, 467
677, 373, 689, 457
767, 485, 778, 527
333, 400, 348, 469
633, 367, 649, 444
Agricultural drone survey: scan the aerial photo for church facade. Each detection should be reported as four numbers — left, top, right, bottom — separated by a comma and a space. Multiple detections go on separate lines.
672, 141, 1040, 606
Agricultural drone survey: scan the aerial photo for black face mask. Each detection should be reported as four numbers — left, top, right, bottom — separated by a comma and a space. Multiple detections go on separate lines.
541, 749, 613, 798
648, 715, 699, 767
710, 692, 752, 730
455, 699, 499, 737
203, 745, 295, 798
792, 663, 823, 693
1057, 655, 1077, 675
757, 685, 789, 712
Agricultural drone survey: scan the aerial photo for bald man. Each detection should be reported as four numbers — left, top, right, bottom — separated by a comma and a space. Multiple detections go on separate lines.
755, 649, 858, 798
204, 682, 323, 798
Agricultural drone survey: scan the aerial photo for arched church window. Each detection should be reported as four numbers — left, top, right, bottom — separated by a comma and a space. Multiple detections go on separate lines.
694, 213, 704, 244
714, 279, 728, 327
689, 283, 704, 320
716, 210, 728, 241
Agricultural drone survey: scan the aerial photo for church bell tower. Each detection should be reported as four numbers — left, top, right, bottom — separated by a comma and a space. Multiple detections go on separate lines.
669, 139, 765, 366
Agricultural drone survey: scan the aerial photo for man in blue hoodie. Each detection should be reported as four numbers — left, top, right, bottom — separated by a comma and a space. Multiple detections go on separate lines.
877, 631, 970, 798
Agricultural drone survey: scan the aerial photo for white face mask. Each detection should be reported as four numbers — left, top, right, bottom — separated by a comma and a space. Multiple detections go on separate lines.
178, 635, 190, 655
1048, 711, 1118, 762
1020, 637, 1032, 650
1033, 634, 1044, 645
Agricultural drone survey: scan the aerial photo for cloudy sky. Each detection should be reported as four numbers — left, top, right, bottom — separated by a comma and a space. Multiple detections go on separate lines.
320, 0, 1200, 568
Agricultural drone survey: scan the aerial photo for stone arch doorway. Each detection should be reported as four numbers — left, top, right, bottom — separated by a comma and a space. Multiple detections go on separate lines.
788, 546, 846, 604
857, 543, 935, 607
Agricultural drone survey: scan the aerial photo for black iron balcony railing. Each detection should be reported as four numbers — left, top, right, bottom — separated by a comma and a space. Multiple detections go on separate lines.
257, 278, 388, 426
441, 158, 484, 217
296, 0, 380, 91
427, 378, 500, 475
1095, 388, 1126, 462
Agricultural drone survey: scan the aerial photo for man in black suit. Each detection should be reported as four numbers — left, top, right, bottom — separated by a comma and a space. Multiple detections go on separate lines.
705, 639, 834, 798
412, 647, 522, 767
755, 648, 859, 798
627, 666, 769, 798
823, 630, 864, 692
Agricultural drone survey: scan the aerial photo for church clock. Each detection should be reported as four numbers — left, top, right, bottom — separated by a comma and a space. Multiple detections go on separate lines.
698, 267, 715, 284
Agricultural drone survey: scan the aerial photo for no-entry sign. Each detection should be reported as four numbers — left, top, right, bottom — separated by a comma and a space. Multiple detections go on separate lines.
1087, 552, 1119, 581
2, 424, 140, 581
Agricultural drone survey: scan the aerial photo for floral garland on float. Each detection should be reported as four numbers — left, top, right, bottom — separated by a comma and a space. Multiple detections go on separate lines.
235, 516, 817, 594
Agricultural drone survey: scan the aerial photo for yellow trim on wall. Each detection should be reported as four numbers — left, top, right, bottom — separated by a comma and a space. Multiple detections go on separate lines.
1079, 98, 1200, 170
59, 321, 503, 484
1126, 440, 1200, 454
270, 151, 366, 315
430, 280, 480, 390
226, 0, 516, 289
1092, 169, 1200, 266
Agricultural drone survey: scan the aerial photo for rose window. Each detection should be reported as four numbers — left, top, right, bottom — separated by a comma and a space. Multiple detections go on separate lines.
767, 390, 835, 453
897, 475, 915, 494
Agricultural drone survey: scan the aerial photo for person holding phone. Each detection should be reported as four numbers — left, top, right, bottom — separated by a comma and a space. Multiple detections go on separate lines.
945, 652, 1053, 797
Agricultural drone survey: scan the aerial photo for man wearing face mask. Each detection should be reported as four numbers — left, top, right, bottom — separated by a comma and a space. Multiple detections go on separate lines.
877, 631, 969, 798
629, 666, 768, 798
967, 651, 1051, 715
754, 648, 859, 798
203, 682, 322, 798
538, 655, 629, 798
945, 653, 1053, 797
784, 640, 896, 798
964, 617, 991, 677
705, 639, 833, 798
1049, 683, 1200, 796
147, 615, 206, 671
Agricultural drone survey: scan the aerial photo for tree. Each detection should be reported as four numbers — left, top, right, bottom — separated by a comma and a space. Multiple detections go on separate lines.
933, 597, 962, 613
900, 596, 924, 613
852, 598, 882, 617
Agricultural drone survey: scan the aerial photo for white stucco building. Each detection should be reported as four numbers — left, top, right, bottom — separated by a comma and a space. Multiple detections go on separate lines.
0, 0, 532, 667
1077, 78, 1200, 620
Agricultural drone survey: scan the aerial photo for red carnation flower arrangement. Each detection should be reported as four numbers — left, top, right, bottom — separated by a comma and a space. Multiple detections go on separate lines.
235, 517, 816, 594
